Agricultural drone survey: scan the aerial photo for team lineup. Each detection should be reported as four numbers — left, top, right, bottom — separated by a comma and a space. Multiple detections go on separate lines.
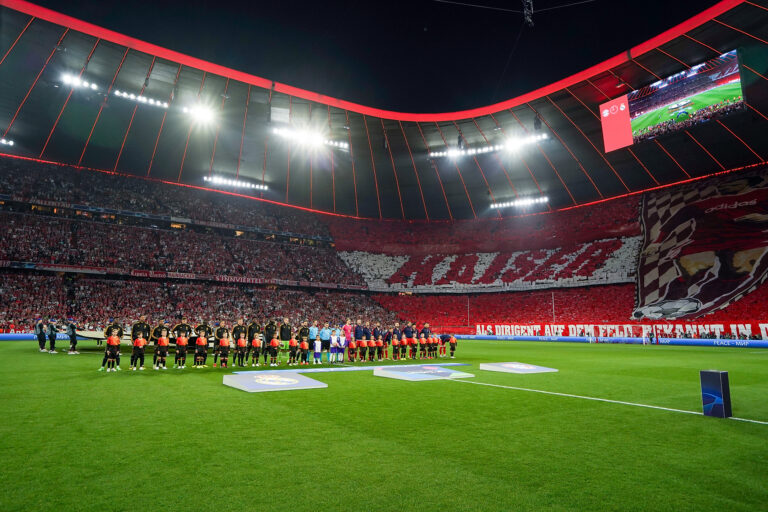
91, 316, 458, 372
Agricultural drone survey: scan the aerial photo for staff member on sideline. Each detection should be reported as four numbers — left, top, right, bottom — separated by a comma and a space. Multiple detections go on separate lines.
46, 318, 58, 353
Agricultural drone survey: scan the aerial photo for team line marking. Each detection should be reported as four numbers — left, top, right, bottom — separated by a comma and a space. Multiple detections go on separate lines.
451, 379, 768, 425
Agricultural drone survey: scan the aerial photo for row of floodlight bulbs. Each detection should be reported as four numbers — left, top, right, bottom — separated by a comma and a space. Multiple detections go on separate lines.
62, 73, 98, 90
203, 175, 268, 190
429, 133, 548, 158
272, 127, 349, 149
114, 89, 169, 108
490, 196, 549, 209
64, 73, 207, 115
0, 138, 14, 146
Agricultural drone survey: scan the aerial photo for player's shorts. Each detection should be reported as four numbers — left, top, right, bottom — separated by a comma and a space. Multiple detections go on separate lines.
107, 346, 120, 357
195, 346, 206, 354
219, 348, 229, 357
156, 347, 168, 357
270, 347, 278, 357
177, 347, 187, 356
321, 340, 331, 351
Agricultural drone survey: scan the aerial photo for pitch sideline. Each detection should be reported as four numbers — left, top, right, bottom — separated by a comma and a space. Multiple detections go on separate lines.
451, 379, 768, 425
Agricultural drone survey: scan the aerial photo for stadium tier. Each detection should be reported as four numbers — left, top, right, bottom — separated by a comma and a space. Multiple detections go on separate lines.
1, 155, 767, 334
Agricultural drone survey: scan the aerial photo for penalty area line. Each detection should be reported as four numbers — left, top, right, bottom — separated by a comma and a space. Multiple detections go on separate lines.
450, 380, 768, 425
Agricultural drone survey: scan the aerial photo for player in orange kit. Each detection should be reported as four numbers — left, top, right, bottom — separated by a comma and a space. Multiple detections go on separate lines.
194, 331, 208, 368
235, 332, 248, 367
288, 337, 299, 366
105, 328, 121, 372
130, 335, 147, 371
269, 336, 280, 366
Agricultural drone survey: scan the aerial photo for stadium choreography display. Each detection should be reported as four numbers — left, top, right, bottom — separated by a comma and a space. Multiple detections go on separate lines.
601, 49, 745, 152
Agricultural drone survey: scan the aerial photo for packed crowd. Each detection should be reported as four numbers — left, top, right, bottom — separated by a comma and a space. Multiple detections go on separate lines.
328, 196, 639, 254
0, 212, 362, 284
0, 158, 330, 237
0, 273, 395, 333
374, 284, 637, 329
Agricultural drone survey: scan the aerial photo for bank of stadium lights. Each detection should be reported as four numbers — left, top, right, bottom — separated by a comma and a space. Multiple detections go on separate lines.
0, 138, 14, 147
61, 73, 98, 90
490, 196, 549, 209
113, 90, 168, 108
429, 133, 547, 158
271, 127, 349, 150
183, 105, 215, 124
204, 175, 268, 191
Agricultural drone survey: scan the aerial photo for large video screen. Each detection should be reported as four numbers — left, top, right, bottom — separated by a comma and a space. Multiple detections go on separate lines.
600, 49, 745, 152
629, 49, 744, 142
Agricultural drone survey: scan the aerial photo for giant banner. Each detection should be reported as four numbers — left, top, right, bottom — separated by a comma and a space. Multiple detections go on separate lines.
633, 172, 768, 319
339, 237, 640, 293
475, 322, 768, 339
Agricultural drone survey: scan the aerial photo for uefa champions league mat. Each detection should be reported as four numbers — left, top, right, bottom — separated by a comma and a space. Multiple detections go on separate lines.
479, 362, 558, 374
223, 363, 472, 392
373, 365, 474, 381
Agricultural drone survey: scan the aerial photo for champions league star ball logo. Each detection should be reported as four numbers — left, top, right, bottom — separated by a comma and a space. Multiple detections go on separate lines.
602, 109, 609, 117
502, 363, 536, 370
252, 374, 299, 386
620, 102, 626, 111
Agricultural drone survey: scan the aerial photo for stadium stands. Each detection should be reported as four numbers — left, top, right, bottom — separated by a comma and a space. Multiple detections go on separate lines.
0, 272, 396, 332
0, 158, 331, 238
1, 156, 766, 334
327, 196, 639, 253
339, 237, 640, 292
373, 284, 637, 331
0, 211, 362, 285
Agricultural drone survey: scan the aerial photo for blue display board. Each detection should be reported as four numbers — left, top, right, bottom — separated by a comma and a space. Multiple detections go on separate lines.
700, 370, 732, 418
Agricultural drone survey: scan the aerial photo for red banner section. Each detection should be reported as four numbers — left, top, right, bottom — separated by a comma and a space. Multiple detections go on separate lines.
599, 94, 633, 152
476, 322, 768, 339
340, 237, 639, 293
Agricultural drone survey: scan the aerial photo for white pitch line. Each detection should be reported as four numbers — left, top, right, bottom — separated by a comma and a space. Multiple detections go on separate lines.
451, 379, 768, 425
730, 416, 768, 425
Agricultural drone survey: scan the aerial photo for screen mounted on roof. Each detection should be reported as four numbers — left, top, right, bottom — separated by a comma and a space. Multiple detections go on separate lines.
600, 49, 745, 152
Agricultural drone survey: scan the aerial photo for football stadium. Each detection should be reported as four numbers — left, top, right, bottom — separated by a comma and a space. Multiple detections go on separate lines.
1, 0, 767, 510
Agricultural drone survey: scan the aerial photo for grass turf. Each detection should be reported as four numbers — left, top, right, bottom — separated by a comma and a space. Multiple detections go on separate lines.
630, 80, 743, 134
1, 340, 766, 511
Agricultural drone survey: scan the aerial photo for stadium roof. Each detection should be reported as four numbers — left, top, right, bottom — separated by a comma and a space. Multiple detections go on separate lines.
0, 0, 767, 221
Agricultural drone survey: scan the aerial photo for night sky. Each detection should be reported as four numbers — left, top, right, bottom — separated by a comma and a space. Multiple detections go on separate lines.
36, 0, 721, 112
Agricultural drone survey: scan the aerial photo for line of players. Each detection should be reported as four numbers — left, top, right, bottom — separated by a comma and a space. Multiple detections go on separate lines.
98, 316, 458, 372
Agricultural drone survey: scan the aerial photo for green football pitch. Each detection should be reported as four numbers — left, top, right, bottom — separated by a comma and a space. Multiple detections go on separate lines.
1, 340, 766, 511
631, 81, 743, 135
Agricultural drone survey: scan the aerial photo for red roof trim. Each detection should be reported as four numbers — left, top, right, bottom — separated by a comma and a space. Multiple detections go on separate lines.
0, 0, 745, 121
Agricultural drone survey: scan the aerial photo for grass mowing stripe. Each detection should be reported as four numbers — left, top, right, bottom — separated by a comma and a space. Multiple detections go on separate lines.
452, 378, 768, 425
452, 378, 701, 415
